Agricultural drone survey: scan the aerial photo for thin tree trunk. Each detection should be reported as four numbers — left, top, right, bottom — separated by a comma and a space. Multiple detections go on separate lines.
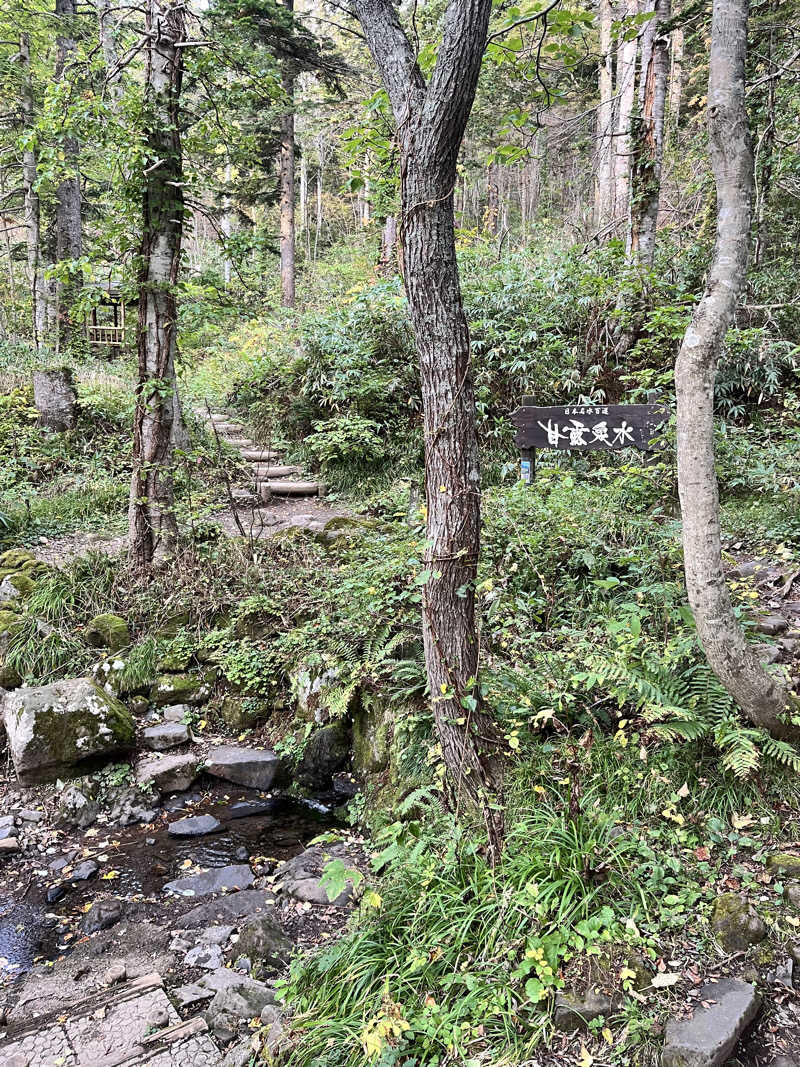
485, 161, 500, 235
668, 23, 684, 128
18, 33, 47, 348
299, 150, 309, 257
222, 159, 232, 287
279, 0, 296, 308
595, 0, 615, 229
675, 0, 799, 739
614, 0, 639, 230
54, 0, 83, 352
377, 214, 397, 275
754, 0, 777, 266
353, 0, 505, 861
628, 0, 670, 266
314, 165, 323, 260
129, 0, 185, 567
96, 0, 123, 109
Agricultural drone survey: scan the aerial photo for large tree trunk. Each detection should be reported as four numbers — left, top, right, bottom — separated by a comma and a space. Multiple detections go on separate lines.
128, 0, 185, 567
54, 0, 83, 353
613, 0, 640, 230
675, 0, 799, 739
279, 0, 296, 308
594, 0, 616, 231
628, 0, 670, 266
353, 0, 505, 861
18, 33, 47, 348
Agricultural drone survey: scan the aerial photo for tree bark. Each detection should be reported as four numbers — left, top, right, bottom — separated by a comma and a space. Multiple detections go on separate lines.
128, 0, 185, 567
353, 0, 505, 860
628, 0, 670, 266
675, 0, 799, 739
54, 0, 83, 352
96, 0, 123, 110
668, 23, 684, 128
279, 0, 296, 308
594, 0, 615, 230
377, 214, 398, 276
485, 161, 500, 236
18, 33, 47, 348
614, 0, 640, 230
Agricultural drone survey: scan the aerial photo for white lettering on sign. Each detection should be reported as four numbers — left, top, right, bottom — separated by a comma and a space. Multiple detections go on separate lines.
563, 406, 609, 416
537, 417, 635, 448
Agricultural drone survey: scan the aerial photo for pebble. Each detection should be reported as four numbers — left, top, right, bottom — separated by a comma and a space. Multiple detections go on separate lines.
0, 838, 20, 855
70, 860, 99, 882
148, 1007, 169, 1029
19, 809, 43, 823
185, 944, 224, 970
104, 962, 126, 985
46, 884, 68, 904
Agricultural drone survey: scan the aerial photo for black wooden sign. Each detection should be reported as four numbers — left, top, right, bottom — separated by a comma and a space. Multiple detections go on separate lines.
512, 402, 668, 453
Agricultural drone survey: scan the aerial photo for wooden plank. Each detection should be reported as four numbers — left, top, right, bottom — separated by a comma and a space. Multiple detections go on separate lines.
511, 402, 668, 452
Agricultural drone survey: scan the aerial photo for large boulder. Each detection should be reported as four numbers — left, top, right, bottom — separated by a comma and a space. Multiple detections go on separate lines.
295, 722, 350, 790
2, 678, 135, 783
206, 746, 285, 790
137, 752, 199, 794
233, 911, 292, 970
84, 613, 130, 652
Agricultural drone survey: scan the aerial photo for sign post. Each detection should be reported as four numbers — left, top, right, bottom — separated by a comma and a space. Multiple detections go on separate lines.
512, 399, 668, 482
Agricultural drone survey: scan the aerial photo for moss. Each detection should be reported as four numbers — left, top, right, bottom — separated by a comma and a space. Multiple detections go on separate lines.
157, 648, 195, 672
0, 549, 35, 570
218, 694, 271, 730
85, 613, 130, 652
150, 668, 217, 707
2, 572, 35, 599
0, 610, 23, 636
0, 662, 22, 688
710, 893, 767, 952
352, 697, 392, 775
766, 853, 800, 879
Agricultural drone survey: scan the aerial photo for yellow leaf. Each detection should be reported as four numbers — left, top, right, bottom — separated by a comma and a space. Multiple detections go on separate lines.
363, 889, 382, 909
602, 1027, 613, 1044
101, 870, 119, 881
731, 812, 754, 830
180, 859, 193, 869
196, 719, 207, 731
578, 1044, 594, 1067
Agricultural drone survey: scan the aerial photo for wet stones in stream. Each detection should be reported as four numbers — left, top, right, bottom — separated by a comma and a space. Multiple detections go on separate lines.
163, 863, 255, 897
137, 752, 199, 793
206, 745, 285, 790
168, 814, 222, 837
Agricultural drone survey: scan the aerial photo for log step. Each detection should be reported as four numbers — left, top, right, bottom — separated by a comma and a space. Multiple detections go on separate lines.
222, 437, 254, 449
242, 448, 281, 462
212, 422, 244, 436
253, 465, 302, 478
260, 480, 326, 498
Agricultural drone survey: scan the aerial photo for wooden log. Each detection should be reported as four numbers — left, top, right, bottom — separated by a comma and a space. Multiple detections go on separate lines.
253, 465, 301, 478
259, 479, 324, 497
241, 449, 280, 462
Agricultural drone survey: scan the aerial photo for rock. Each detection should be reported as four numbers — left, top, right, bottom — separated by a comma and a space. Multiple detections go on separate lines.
143, 721, 190, 750
352, 698, 392, 775
787, 885, 800, 909
168, 814, 221, 837
771, 1058, 799, 1067
206, 745, 285, 790
295, 722, 351, 790
185, 944, 224, 970
107, 784, 158, 826
228, 799, 277, 819
333, 772, 361, 799
104, 962, 126, 985
222, 1037, 257, 1067
58, 784, 100, 829
661, 978, 761, 1067
233, 910, 292, 970
33, 367, 78, 431
148, 1007, 169, 1029
206, 977, 277, 1027
0, 549, 35, 571
163, 703, 191, 722
286, 876, 353, 907
70, 860, 99, 882
46, 883, 66, 902
150, 669, 216, 707
757, 614, 788, 636
710, 894, 767, 952
180, 889, 277, 929
761, 645, 781, 665
81, 898, 123, 934
18, 807, 42, 822
137, 752, 198, 794
84, 613, 130, 652
0, 572, 35, 601
211, 1010, 239, 1044
163, 864, 254, 898
0, 823, 16, 841
2, 678, 135, 784
291, 663, 340, 723
553, 988, 616, 1032
731, 560, 770, 580
275, 844, 357, 907
219, 695, 271, 731
174, 982, 212, 1009
766, 853, 800, 878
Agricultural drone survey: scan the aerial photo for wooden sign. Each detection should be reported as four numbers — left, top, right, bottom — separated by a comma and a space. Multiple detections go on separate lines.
512, 402, 668, 453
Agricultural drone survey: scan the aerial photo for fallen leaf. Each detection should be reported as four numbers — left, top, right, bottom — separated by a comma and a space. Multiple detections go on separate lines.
577, 1045, 593, 1067
100, 870, 119, 881
694, 846, 710, 861
651, 972, 680, 988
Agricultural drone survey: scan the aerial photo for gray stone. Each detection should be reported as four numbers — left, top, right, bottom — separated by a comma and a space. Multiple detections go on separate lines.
107, 785, 158, 827
137, 752, 198, 794
710, 894, 766, 952
70, 860, 99, 882
0, 822, 17, 841
104, 962, 126, 985
222, 1037, 256, 1067
143, 722, 190, 751
212, 1010, 239, 1044
163, 703, 191, 722
206, 745, 284, 790
286, 876, 353, 907
58, 785, 99, 829
81, 898, 123, 934
150, 670, 216, 707
295, 722, 350, 790
33, 367, 77, 431
163, 864, 254, 898
761, 645, 781, 665
766, 853, 800, 878
731, 560, 770, 580
168, 814, 221, 837
787, 884, 800, 909
0, 837, 20, 854
180, 889, 276, 929
661, 978, 760, 1067
173, 982, 211, 1009
206, 978, 277, 1026
228, 799, 276, 819
18, 808, 42, 822
184, 944, 223, 970
233, 910, 292, 969
757, 614, 788, 636
553, 989, 616, 1032
0, 814, 14, 833
2, 678, 135, 784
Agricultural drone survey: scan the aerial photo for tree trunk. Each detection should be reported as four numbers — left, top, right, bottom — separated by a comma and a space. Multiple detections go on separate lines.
675, 0, 799, 739
54, 0, 83, 352
628, 0, 670, 267
129, 0, 185, 568
18, 33, 47, 348
753, 0, 777, 266
668, 24, 684, 128
377, 214, 397, 275
353, 0, 505, 861
485, 161, 500, 236
96, 0, 123, 109
222, 159, 232, 287
595, 0, 615, 230
279, 0, 296, 308
614, 0, 639, 230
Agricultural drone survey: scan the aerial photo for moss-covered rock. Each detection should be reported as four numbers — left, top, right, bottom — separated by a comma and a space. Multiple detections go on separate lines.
0, 610, 23, 636
0, 572, 35, 600
218, 694, 271, 731
150, 668, 217, 707
85, 613, 130, 652
0, 549, 35, 571
0, 663, 22, 689
157, 648, 195, 672
352, 696, 392, 775
766, 853, 800, 879
1, 677, 135, 784
295, 721, 351, 790
711, 893, 767, 952
20, 558, 49, 578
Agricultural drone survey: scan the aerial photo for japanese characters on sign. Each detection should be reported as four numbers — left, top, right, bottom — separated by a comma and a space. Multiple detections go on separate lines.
511, 403, 668, 453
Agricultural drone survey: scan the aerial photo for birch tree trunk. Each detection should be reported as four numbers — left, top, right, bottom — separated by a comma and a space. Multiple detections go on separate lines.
628, 0, 670, 266
96, 0, 123, 110
352, 0, 505, 860
18, 33, 47, 348
54, 0, 83, 352
675, 0, 799, 739
279, 0, 296, 308
129, 0, 185, 567
595, 0, 616, 230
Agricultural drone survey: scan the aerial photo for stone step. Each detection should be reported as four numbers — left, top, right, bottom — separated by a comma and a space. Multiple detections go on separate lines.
253, 465, 302, 478
260, 480, 326, 498
222, 437, 254, 449
210, 422, 244, 436
241, 448, 281, 462
206, 413, 228, 423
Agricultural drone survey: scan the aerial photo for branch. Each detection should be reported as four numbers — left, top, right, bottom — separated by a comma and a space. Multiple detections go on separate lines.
349, 0, 426, 130
485, 0, 562, 47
